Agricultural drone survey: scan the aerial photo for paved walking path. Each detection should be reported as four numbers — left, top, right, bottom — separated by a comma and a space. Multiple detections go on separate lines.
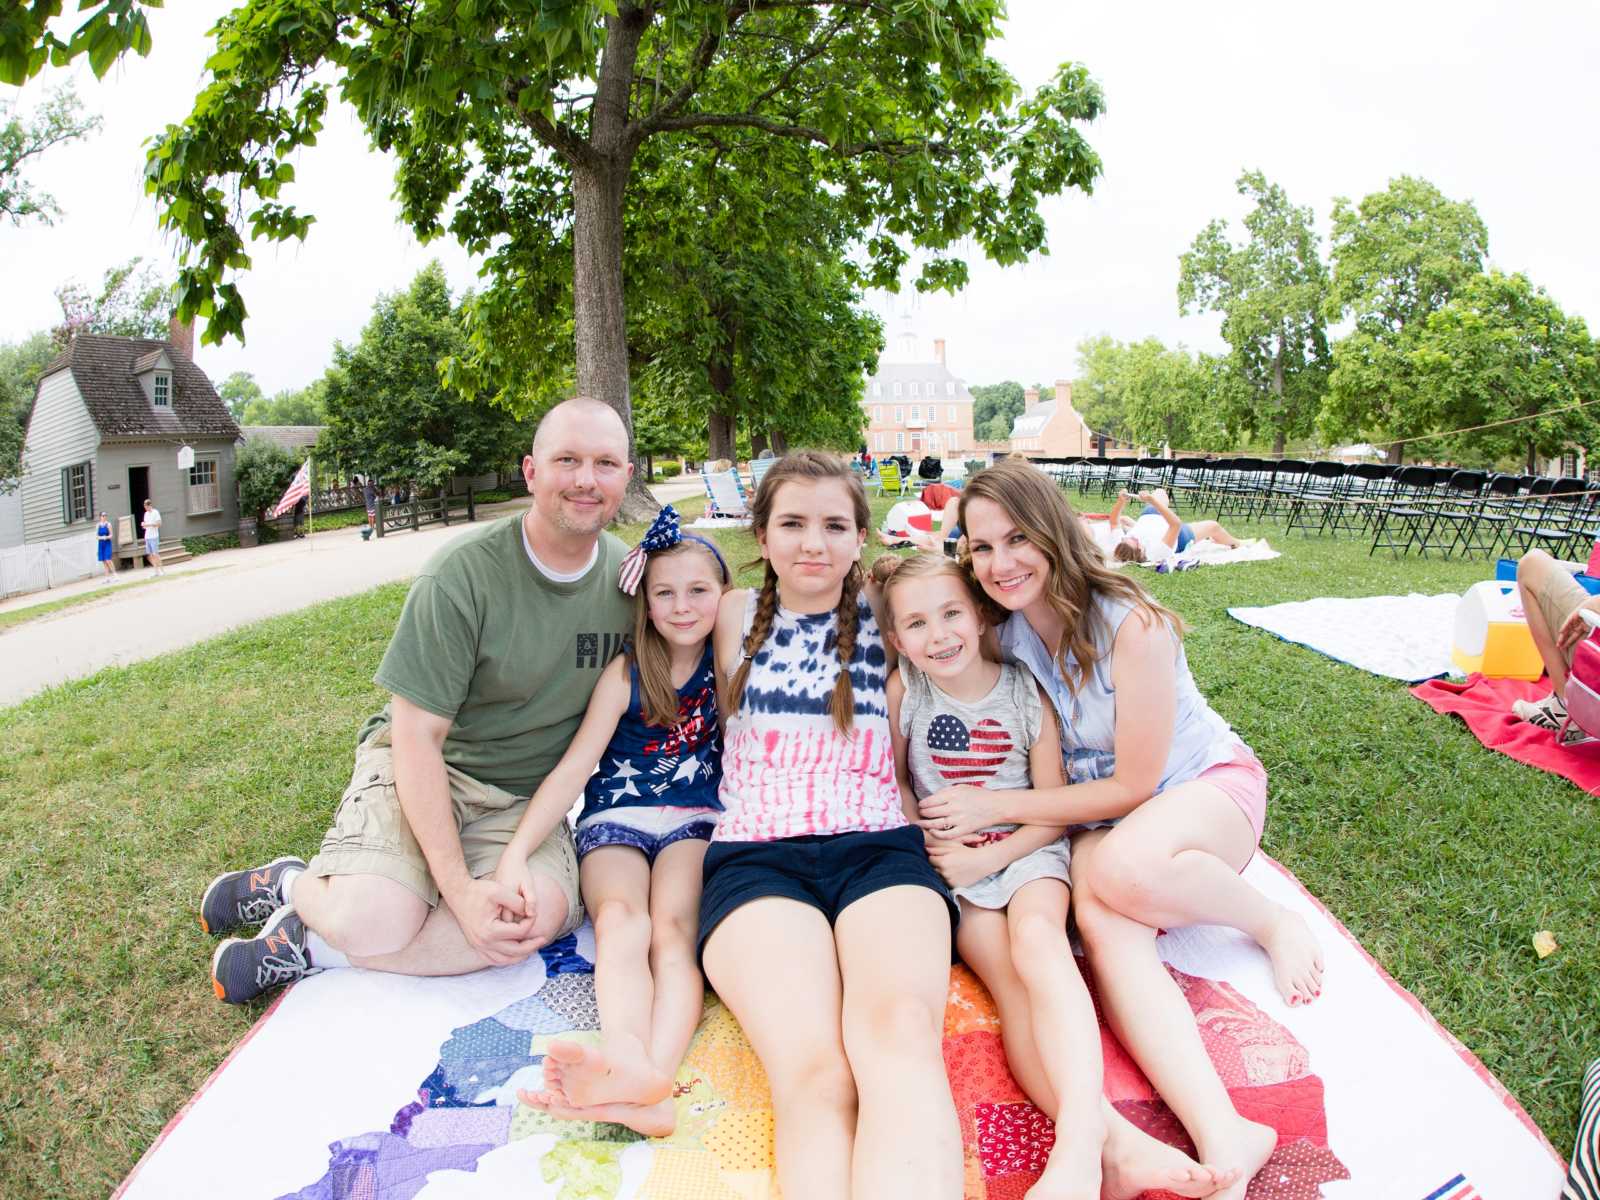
0, 481, 705, 709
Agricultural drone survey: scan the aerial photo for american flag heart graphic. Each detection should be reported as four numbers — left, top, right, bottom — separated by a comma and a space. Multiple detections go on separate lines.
928, 715, 1013, 785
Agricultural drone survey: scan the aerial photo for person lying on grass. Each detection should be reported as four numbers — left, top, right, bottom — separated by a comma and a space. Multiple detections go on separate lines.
875, 551, 1241, 1200
1512, 548, 1600, 744
514, 508, 730, 1137
1108, 488, 1240, 564
920, 460, 1322, 1200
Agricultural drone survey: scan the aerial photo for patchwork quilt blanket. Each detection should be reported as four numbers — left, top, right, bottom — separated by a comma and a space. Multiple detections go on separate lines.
117, 856, 1561, 1200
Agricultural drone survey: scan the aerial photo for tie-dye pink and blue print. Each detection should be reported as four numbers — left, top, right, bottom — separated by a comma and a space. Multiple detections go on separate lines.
714, 592, 900, 842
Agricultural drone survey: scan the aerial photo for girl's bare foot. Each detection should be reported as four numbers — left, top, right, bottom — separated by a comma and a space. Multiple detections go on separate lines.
518, 1088, 677, 1138
1101, 1109, 1239, 1200
542, 1033, 672, 1107
1026, 1128, 1102, 1199
1260, 908, 1324, 1007
1197, 1117, 1278, 1200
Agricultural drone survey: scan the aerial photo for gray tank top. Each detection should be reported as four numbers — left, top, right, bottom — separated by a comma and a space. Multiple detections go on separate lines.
898, 659, 1042, 832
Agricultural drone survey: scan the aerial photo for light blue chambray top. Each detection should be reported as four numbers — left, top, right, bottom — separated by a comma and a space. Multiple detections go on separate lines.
998, 593, 1241, 796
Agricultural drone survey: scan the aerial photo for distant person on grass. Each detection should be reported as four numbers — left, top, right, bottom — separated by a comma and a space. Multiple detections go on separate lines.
141, 499, 164, 576
202, 397, 635, 1004
1512, 548, 1600, 743
1107, 488, 1240, 565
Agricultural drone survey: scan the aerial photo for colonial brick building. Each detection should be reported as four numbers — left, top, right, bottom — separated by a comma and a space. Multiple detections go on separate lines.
1009, 379, 1134, 458
860, 337, 976, 460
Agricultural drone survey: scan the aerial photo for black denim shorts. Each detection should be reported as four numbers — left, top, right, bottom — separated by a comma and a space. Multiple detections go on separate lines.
697, 824, 958, 961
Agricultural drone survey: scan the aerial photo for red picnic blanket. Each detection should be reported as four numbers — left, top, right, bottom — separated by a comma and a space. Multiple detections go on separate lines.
1411, 672, 1600, 795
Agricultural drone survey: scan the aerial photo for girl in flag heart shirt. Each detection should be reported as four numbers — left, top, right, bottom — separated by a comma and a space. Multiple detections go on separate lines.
879, 551, 1118, 1200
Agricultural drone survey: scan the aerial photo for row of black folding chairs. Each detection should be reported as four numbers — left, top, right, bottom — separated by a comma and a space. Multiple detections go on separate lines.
1031, 456, 1600, 562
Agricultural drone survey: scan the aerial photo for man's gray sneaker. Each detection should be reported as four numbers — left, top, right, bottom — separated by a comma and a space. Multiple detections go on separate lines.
210, 906, 320, 1004
200, 856, 306, 935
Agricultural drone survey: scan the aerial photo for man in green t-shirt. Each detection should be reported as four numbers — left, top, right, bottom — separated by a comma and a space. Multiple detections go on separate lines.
201, 397, 638, 1003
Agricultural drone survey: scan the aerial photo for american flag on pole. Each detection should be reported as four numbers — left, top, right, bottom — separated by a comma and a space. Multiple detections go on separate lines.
271, 460, 311, 518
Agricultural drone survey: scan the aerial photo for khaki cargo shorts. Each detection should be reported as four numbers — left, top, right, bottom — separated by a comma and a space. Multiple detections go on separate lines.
305, 726, 582, 940
1535, 565, 1592, 664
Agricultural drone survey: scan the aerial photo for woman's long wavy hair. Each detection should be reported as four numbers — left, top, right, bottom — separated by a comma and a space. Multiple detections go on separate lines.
725, 451, 871, 734
630, 538, 730, 728
957, 460, 1183, 695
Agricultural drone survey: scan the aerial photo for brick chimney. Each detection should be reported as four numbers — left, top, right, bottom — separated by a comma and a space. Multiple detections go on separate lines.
933, 338, 946, 365
1024, 386, 1040, 411
1054, 378, 1073, 409
168, 314, 195, 360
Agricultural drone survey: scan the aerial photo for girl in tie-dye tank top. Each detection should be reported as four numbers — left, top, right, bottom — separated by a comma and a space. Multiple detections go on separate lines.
700, 452, 961, 1200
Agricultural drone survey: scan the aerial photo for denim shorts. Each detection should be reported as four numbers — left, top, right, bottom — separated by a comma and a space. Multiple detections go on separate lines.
575, 805, 718, 864
1175, 522, 1196, 553
697, 824, 958, 961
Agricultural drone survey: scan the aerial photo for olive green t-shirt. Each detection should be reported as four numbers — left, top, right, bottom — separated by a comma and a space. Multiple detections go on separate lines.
360, 514, 633, 794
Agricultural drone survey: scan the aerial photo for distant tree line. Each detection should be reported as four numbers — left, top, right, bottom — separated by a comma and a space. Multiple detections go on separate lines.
970, 173, 1598, 469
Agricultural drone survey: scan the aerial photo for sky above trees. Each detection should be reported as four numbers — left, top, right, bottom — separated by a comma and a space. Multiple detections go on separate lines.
1, 0, 1596, 397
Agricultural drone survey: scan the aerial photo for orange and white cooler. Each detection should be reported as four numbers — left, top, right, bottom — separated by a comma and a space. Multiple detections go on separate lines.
1451, 580, 1544, 681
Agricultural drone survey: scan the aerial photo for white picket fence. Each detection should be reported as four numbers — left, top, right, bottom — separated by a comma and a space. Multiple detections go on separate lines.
0, 530, 100, 598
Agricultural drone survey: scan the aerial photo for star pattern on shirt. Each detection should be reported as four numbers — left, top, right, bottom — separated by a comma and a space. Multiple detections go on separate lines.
606, 758, 642, 804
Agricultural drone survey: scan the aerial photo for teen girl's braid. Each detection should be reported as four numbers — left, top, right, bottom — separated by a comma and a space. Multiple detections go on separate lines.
725, 562, 781, 718
828, 559, 865, 734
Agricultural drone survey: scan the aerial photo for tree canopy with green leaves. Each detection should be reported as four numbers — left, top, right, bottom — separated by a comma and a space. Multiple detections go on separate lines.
53, 257, 173, 345
0, 84, 101, 225
1319, 175, 1489, 460
7, 1, 1104, 517
970, 380, 1025, 443
1117, 339, 1230, 452
320, 263, 529, 492
1072, 334, 1132, 440
1409, 271, 1600, 471
0, 332, 57, 491
1178, 171, 1328, 454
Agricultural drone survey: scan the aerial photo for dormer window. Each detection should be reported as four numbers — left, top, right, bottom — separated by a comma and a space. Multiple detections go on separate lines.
153, 372, 171, 408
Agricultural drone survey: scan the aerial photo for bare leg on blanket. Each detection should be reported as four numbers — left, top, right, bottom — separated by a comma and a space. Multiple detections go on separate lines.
527, 839, 707, 1132
836, 886, 963, 1199
703, 898, 856, 1196
958, 906, 1237, 1200
1186, 520, 1240, 549
1072, 819, 1285, 1200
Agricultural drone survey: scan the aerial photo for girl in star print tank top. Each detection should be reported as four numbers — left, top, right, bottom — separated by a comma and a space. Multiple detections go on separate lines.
513, 511, 730, 1139
877, 551, 1113, 1199
701, 452, 962, 1200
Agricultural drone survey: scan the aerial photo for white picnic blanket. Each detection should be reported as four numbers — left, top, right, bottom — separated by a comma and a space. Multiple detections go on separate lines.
1138, 536, 1281, 570
1229, 592, 1461, 683
116, 856, 1562, 1200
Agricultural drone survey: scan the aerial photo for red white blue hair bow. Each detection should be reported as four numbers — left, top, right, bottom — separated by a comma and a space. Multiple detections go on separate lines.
618, 505, 681, 596
618, 504, 730, 596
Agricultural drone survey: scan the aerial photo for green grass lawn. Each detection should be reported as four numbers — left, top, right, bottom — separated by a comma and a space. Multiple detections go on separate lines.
0, 487, 1593, 1196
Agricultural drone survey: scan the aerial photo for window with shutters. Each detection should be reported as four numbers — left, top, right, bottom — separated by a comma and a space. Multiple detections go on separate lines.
894, 407, 904, 424
153, 372, 171, 407
61, 461, 92, 523
948, 405, 957, 423
896, 432, 905, 450
188, 457, 221, 514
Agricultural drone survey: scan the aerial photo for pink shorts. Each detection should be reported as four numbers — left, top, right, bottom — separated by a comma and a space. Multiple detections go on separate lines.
1195, 744, 1268, 848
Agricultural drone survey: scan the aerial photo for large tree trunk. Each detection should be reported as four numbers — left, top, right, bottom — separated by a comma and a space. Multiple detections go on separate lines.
705, 310, 739, 463
1271, 336, 1287, 456
571, 9, 657, 522
751, 430, 769, 458
770, 428, 789, 454
707, 410, 736, 462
